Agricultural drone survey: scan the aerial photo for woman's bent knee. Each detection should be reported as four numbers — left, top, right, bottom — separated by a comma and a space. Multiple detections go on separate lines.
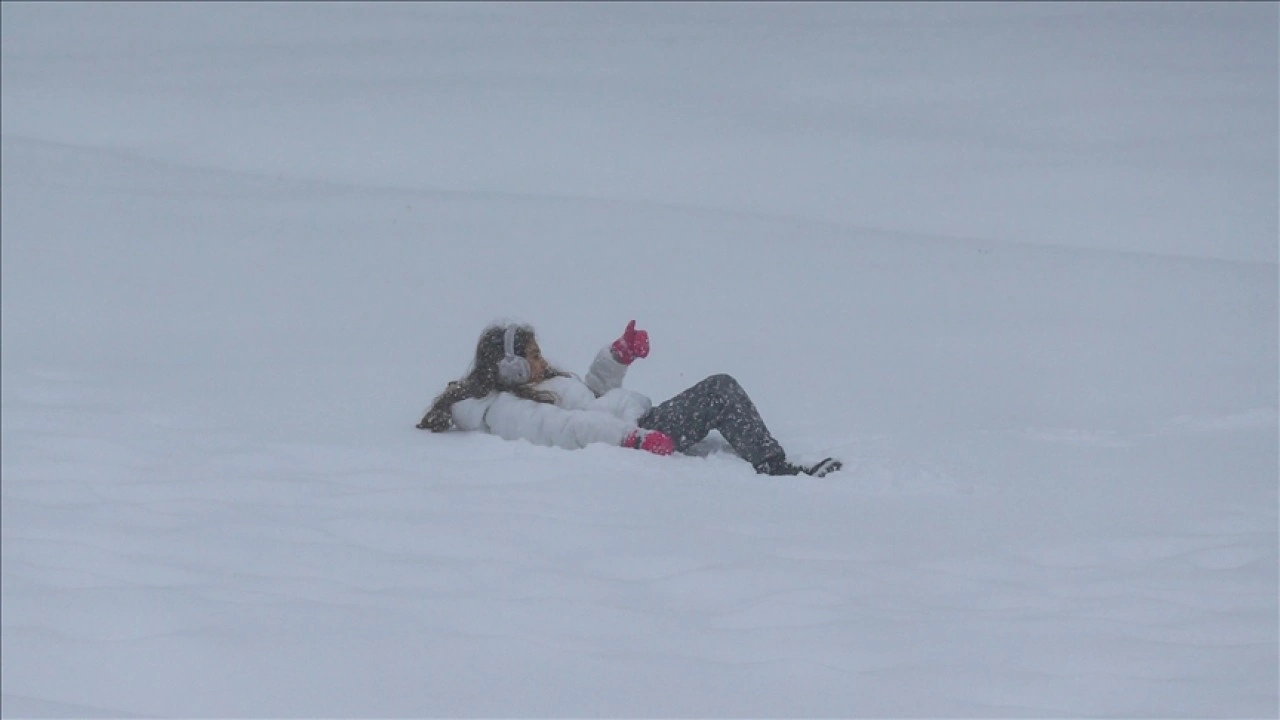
704, 373, 740, 391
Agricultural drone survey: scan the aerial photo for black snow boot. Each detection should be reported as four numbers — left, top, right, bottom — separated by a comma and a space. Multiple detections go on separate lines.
754, 456, 843, 478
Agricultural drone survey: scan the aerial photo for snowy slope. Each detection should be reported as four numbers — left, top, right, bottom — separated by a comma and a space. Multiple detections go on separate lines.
2, 3, 1276, 717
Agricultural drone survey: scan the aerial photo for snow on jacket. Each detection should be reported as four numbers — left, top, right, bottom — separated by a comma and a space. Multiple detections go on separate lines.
451, 346, 652, 450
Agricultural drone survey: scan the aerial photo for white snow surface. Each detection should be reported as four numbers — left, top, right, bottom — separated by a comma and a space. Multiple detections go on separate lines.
2, 3, 1276, 717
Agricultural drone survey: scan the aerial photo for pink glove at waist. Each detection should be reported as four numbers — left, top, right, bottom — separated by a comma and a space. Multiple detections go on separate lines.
623, 429, 674, 456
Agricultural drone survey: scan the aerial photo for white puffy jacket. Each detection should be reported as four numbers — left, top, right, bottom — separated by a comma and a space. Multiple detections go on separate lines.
451, 346, 653, 450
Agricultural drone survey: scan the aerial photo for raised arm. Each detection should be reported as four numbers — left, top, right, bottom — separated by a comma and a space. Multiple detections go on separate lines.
585, 320, 649, 397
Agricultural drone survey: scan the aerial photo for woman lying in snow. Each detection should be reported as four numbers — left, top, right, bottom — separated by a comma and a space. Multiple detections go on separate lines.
417, 320, 842, 477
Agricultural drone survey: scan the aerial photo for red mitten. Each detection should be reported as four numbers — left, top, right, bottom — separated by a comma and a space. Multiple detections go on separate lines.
610, 320, 650, 365
623, 429, 674, 456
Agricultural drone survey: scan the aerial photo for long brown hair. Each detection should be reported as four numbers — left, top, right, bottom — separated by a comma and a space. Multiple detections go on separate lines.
416, 323, 567, 432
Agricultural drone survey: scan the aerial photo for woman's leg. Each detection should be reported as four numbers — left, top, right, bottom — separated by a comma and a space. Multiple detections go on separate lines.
637, 374, 786, 467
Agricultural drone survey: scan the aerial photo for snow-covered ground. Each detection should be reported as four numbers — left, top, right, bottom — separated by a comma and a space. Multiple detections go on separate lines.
2, 3, 1276, 717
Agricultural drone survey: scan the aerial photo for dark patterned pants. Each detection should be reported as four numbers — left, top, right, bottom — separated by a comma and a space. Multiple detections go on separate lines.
637, 374, 785, 466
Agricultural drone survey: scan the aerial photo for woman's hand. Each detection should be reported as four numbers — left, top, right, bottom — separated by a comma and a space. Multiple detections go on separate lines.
623, 429, 674, 455
611, 320, 650, 365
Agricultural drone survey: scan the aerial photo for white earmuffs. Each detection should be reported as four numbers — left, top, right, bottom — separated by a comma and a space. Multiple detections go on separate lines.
496, 324, 531, 386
